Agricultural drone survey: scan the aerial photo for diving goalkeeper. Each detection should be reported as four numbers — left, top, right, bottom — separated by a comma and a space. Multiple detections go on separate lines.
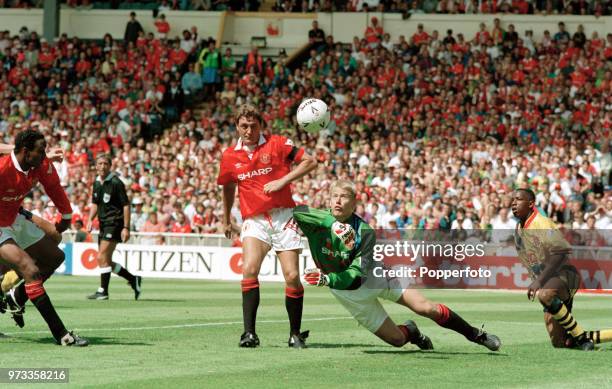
294, 180, 501, 350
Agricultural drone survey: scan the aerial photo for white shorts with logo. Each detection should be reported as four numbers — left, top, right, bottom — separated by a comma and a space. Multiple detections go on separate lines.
240, 208, 303, 252
330, 281, 405, 333
0, 214, 45, 249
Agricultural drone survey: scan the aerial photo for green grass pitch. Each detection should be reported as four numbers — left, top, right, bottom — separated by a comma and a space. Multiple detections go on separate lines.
1, 276, 611, 388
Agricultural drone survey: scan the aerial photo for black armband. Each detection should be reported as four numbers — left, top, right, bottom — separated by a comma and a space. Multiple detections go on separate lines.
19, 207, 33, 220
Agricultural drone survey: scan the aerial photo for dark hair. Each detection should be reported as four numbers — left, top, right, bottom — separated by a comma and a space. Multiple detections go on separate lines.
517, 188, 536, 202
14, 129, 44, 152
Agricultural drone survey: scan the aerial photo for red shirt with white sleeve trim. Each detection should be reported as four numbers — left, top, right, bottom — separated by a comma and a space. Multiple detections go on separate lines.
217, 134, 304, 220
0, 153, 72, 227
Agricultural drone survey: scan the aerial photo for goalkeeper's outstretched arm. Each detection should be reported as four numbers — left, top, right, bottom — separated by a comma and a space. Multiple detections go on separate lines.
293, 205, 336, 234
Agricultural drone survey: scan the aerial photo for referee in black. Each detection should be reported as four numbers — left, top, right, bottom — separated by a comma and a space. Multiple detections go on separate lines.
87, 154, 142, 300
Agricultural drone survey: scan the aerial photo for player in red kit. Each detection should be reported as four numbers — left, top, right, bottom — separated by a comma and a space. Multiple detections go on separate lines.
0, 129, 88, 346
217, 104, 317, 348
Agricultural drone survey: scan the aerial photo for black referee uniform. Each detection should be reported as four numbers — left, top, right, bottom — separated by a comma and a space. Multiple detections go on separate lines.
92, 173, 129, 242
88, 171, 141, 301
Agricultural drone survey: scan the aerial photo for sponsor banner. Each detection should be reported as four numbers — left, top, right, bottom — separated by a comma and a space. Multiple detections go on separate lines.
67, 242, 612, 291
370, 228, 612, 290
55, 243, 72, 276
71, 243, 316, 281
377, 255, 612, 290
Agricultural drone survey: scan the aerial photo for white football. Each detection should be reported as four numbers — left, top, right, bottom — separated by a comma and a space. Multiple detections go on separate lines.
296, 98, 331, 133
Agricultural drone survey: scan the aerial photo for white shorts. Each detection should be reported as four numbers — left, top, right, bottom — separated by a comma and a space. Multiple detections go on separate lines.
240, 208, 303, 252
330, 281, 404, 333
0, 214, 45, 250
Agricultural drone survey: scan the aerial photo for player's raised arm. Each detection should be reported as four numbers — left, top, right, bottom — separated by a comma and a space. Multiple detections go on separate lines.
36, 158, 72, 233
263, 138, 317, 194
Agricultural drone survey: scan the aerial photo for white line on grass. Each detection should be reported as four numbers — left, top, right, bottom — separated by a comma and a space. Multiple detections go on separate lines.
2, 316, 354, 336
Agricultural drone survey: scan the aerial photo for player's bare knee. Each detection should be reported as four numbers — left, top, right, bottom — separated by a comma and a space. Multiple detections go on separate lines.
538, 289, 556, 306
283, 270, 299, 285
19, 261, 40, 281
242, 265, 259, 279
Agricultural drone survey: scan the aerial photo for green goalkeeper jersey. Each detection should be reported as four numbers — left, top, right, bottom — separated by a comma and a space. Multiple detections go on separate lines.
293, 205, 375, 290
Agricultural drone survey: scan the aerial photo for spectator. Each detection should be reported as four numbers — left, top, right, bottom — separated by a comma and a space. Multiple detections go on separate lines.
364, 16, 384, 48
130, 197, 148, 232
308, 20, 326, 48
171, 212, 192, 233
124, 12, 143, 44
221, 47, 237, 78
182, 62, 203, 104
74, 219, 92, 242
198, 39, 222, 100
554, 22, 570, 44
154, 14, 171, 39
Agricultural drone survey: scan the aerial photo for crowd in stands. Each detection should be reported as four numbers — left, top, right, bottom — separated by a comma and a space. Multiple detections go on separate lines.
2, 0, 610, 14
0, 14, 611, 246
0, 0, 260, 11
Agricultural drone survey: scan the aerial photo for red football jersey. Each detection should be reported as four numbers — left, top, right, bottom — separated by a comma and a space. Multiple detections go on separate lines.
217, 134, 304, 219
0, 153, 72, 227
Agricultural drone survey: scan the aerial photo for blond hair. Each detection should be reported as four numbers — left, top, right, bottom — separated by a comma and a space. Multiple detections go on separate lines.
234, 103, 263, 125
96, 153, 112, 164
331, 179, 357, 199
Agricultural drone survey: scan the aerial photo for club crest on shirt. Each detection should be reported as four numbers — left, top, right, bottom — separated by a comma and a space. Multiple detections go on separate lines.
103, 193, 111, 203
234, 163, 243, 169
260, 153, 271, 164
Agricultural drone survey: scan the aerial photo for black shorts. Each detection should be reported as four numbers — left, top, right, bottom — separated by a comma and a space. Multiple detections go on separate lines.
542, 264, 580, 313
559, 265, 580, 311
99, 224, 123, 243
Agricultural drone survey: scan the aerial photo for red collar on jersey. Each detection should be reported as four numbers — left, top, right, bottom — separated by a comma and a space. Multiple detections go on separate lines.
523, 206, 539, 229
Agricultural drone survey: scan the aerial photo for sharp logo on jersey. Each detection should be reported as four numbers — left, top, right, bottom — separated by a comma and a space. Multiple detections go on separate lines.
321, 246, 350, 259
260, 153, 271, 164
237, 167, 273, 181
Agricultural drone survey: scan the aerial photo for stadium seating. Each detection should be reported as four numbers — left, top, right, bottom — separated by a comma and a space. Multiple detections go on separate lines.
0, 18, 610, 241
2, 0, 610, 14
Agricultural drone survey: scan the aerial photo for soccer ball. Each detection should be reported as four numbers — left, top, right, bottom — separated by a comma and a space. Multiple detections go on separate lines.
296, 98, 331, 133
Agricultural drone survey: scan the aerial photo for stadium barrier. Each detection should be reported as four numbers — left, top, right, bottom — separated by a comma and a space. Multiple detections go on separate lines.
2, 9, 611, 51
62, 231, 232, 247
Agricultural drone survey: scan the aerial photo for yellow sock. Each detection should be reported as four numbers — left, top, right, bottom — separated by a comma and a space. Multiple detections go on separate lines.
587, 329, 612, 344
551, 304, 585, 339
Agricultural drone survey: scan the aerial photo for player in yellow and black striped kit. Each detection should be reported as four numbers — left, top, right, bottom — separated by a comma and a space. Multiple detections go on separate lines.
512, 188, 612, 350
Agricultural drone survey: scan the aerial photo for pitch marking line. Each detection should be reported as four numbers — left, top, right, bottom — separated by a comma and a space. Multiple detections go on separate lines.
2, 316, 354, 336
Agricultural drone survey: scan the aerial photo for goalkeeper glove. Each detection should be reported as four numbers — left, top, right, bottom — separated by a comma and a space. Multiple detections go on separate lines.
332, 221, 356, 250
303, 268, 329, 287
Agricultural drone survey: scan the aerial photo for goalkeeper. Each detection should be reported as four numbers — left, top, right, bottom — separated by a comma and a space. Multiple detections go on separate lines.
294, 180, 501, 350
